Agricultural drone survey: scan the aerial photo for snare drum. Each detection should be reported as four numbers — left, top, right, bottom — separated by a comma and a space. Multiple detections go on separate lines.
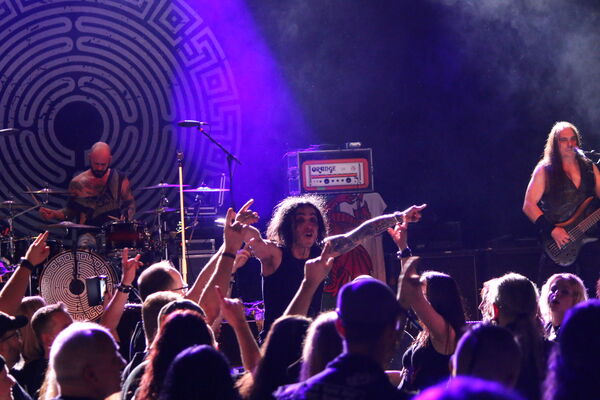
103, 221, 148, 253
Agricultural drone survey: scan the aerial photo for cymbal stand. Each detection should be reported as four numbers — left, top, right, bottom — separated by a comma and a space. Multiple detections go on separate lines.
177, 152, 188, 284
156, 184, 169, 260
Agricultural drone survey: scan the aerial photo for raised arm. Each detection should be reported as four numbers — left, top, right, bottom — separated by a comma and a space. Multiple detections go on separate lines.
0, 232, 50, 315
389, 222, 456, 354
283, 242, 336, 317
216, 286, 261, 374
120, 176, 136, 221
200, 207, 246, 325
100, 248, 142, 338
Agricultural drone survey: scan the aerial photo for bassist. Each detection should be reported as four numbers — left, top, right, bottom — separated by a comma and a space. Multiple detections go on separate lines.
523, 121, 600, 297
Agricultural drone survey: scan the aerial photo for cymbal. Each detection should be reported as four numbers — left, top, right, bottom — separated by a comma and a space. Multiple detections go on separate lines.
183, 186, 230, 193
0, 200, 30, 209
141, 183, 190, 190
24, 188, 69, 194
43, 221, 99, 230
139, 207, 177, 215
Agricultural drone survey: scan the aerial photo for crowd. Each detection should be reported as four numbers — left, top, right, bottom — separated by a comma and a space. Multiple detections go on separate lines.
0, 194, 597, 400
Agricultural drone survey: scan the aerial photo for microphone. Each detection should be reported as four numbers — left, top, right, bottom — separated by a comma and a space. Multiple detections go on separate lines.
574, 147, 587, 158
177, 120, 209, 127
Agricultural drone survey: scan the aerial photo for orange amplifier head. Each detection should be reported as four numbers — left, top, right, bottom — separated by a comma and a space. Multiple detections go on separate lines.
286, 148, 373, 194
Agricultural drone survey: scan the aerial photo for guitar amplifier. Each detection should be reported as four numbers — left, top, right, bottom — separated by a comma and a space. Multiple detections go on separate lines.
286, 148, 374, 195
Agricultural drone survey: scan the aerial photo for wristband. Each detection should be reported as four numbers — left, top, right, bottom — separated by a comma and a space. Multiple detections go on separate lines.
222, 252, 236, 260
534, 215, 555, 236
19, 258, 35, 272
396, 248, 412, 259
115, 283, 133, 293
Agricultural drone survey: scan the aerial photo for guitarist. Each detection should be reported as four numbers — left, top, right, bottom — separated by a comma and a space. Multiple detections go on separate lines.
523, 121, 600, 297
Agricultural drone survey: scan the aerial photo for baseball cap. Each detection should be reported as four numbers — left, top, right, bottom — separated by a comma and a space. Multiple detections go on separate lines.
0, 312, 27, 337
336, 275, 402, 324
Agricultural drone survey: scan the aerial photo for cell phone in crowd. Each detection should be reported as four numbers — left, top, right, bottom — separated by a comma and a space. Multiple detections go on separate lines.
86, 275, 108, 306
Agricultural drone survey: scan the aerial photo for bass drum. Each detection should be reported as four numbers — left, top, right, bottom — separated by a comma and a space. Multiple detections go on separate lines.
39, 250, 117, 321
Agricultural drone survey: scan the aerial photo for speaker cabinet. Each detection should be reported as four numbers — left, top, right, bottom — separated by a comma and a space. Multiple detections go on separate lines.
414, 250, 479, 320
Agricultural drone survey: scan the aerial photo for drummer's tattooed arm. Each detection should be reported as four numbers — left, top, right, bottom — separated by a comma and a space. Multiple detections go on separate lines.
121, 178, 136, 221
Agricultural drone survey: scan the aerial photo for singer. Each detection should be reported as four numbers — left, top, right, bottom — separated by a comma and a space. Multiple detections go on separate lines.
523, 121, 600, 296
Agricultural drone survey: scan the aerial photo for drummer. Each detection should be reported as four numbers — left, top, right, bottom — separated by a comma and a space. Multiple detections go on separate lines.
39, 142, 136, 249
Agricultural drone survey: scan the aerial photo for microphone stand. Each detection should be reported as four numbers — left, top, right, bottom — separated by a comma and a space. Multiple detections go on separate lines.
195, 126, 241, 209
177, 152, 188, 284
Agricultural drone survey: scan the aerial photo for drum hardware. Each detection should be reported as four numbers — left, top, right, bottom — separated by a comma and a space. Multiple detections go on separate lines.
182, 186, 230, 193
0, 200, 30, 209
23, 188, 69, 195
102, 221, 148, 255
0, 128, 18, 135
139, 207, 177, 215
43, 221, 100, 230
140, 183, 189, 190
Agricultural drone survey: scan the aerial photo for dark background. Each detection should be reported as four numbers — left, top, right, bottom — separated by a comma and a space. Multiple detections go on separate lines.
226, 0, 600, 248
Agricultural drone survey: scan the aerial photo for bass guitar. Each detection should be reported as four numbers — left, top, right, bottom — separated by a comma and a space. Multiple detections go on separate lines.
543, 197, 600, 266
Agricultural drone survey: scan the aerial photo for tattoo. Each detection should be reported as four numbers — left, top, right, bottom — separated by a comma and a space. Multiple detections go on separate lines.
326, 212, 404, 255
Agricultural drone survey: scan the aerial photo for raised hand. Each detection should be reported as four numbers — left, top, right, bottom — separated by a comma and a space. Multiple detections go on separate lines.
224, 207, 245, 252
24, 231, 50, 266
402, 203, 427, 223
304, 241, 336, 286
387, 220, 408, 250
233, 243, 252, 273
121, 248, 143, 286
215, 285, 247, 327
235, 199, 259, 226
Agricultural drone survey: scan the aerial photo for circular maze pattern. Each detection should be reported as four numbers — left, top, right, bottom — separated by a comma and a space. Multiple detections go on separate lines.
0, 0, 241, 232
39, 250, 117, 321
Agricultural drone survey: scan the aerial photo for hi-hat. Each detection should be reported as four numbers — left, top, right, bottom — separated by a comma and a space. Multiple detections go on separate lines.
0, 200, 30, 209
183, 186, 230, 193
141, 183, 190, 190
24, 188, 69, 195
43, 221, 99, 230
139, 207, 177, 215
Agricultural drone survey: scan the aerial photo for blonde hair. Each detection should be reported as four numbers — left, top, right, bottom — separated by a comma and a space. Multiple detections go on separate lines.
539, 273, 587, 325
18, 296, 46, 362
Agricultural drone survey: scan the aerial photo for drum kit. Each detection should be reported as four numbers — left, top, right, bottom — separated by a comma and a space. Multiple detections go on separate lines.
0, 183, 229, 320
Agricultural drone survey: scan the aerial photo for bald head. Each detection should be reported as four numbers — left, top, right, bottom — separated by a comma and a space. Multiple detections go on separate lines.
89, 142, 111, 178
50, 322, 124, 399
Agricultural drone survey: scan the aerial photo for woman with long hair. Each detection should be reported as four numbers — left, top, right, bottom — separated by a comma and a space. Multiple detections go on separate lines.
539, 273, 587, 341
135, 310, 215, 400
237, 315, 311, 400
491, 273, 550, 400
389, 222, 466, 394
299, 311, 342, 382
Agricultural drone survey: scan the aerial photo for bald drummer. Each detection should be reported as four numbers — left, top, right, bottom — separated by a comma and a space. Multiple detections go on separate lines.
40, 142, 136, 248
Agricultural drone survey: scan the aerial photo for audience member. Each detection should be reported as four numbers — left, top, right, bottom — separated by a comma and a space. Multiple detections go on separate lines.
299, 311, 342, 382
275, 277, 408, 400
415, 376, 525, 400
17, 297, 46, 364
14, 303, 72, 399
49, 322, 125, 400
237, 315, 310, 400
133, 310, 214, 400
491, 273, 550, 400
453, 323, 521, 388
158, 345, 240, 400
0, 312, 31, 400
538, 273, 587, 341
0, 355, 16, 400
543, 299, 600, 400
388, 221, 465, 394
